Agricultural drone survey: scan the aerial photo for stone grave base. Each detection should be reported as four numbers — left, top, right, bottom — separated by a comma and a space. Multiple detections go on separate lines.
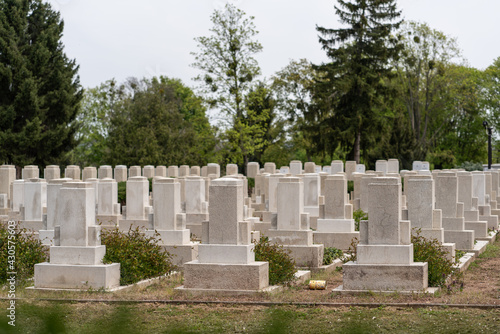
476, 230, 498, 243
464, 221, 488, 238
20, 220, 43, 231
470, 240, 489, 256
175, 285, 281, 296
252, 221, 272, 235
119, 219, 151, 231
479, 215, 499, 230
441, 243, 456, 262
96, 215, 120, 228
38, 229, 54, 245
453, 252, 476, 272
342, 261, 428, 292
162, 244, 198, 267
332, 285, 438, 296
34, 262, 120, 290
444, 230, 474, 251
282, 244, 324, 269
182, 261, 269, 291
313, 232, 359, 251
0, 208, 9, 216
310, 259, 343, 274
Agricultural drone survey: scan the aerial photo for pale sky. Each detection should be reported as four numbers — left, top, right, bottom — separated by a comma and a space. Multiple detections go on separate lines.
46, 0, 500, 89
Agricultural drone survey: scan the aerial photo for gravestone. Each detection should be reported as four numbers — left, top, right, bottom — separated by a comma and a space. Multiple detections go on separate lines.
289, 161, 302, 176
155, 166, 167, 177
146, 178, 197, 266
314, 174, 359, 250
114, 165, 128, 182
44, 165, 61, 181
120, 176, 152, 230
143, 165, 155, 179
39, 178, 72, 245
129, 166, 141, 177
435, 172, 475, 250
339, 177, 430, 292
35, 182, 120, 289
23, 178, 47, 231
98, 165, 113, 179
185, 176, 209, 239
82, 167, 97, 181
266, 177, 323, 268
96, 178, 121, 228
64, 165, 80, 180
331, 160, 344, 174
180, 178, 269, 293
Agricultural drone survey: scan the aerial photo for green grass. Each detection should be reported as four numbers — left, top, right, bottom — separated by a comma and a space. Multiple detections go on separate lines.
2, 301, 500, 333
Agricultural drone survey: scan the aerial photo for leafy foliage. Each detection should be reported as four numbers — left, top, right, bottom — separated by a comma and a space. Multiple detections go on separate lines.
101, 227, 175, 285
456, 161, 484, 171
314, 0, 403, 164
412, 228, 456, 288
0, 0, 82, 167
323, 247, 343, 265
253, 236, 296, 285
105, 77, 216, 167
353, 209, 368, 232
0, 223, 48, 284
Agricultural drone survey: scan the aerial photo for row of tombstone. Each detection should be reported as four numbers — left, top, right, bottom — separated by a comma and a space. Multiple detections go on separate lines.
1, 159, 498, 293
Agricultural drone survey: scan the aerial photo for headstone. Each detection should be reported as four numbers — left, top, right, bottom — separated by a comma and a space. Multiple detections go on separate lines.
185, 176, 209, 239
82, 167, 97, 181
114, 165, 128, 182
375, 160, 388, 175
39, 178, 72, 245
435, 172, 474, 250
279, 166, 290, 174
179, 165, 190, 177
289, 160, 302, 176
207, 163, 221, 178
22, 165, 39, 180
355, 164, 366, 173
190, 166, 201, 176
34, 182, 120, 289
226, 164, 238, 176
120, 176, 152, 230
266, 177, 323, 268
168, 166, 179, 178
129, 166, 141, 177
0, 165, 16, 204
304, 162, 316, 174
64, 165, 80, 180
264, 162, 276, 174
314, 174, 358, 250
96, 178, 121, 228
147, 178, 197, 266
143, 165, 155, 178
247, 162, 260, 178
331, 160, 344, 174
345, 161, 356, 181
155, 166, 167, 177
303, 173, 320, 217
23, 178, 47, 230
98, 165, 113, 179
180, 178, 269, 292
340, 177, 430, 292
387, 159, 399, 173
44, 165, 60, 181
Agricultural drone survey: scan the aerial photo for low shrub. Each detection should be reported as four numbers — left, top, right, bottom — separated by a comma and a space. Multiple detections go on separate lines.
101, 227, 175, 285
412, 228, 456, 287
323, 247, 343, 265
0, 222, 48, 284
253, 236, 296, 285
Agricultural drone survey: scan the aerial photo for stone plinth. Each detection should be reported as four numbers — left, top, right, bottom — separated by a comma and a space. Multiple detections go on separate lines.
22, 165, 39, 180
82, 167, 97, 181
155, 166, 167, 177
43, 165, 60, 181
64, 165, 80, 180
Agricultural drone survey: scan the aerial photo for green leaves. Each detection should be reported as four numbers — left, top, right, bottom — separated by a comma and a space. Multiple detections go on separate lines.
101, 227, 175, 286
253, 236, 297, 286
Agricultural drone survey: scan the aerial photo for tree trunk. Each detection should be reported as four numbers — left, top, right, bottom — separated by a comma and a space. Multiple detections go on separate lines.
353, 130, 361, 164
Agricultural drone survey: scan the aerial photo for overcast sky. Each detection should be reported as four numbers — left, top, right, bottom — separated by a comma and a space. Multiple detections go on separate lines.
46, 0, 500, 89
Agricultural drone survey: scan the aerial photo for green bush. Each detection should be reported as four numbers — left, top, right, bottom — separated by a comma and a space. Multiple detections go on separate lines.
323, 247, 343, 265
353, 209, 368, 231
253, 236, 296, 285
101, 227, 175, 285
117, 181, 126, 206
412, 228, 456, 287
456, 161, 484, 171
0, 222, 48, 284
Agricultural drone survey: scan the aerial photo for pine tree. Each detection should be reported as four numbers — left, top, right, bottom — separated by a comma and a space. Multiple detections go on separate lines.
0, 0, 82, 168
314, 0, 402, 164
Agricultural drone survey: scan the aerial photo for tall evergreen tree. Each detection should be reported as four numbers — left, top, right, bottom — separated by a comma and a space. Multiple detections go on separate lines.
314, 0, 402, 164
0, 0, 82, 168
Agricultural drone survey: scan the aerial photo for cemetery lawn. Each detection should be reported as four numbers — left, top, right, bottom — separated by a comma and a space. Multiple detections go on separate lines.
2, 238, 500, 332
